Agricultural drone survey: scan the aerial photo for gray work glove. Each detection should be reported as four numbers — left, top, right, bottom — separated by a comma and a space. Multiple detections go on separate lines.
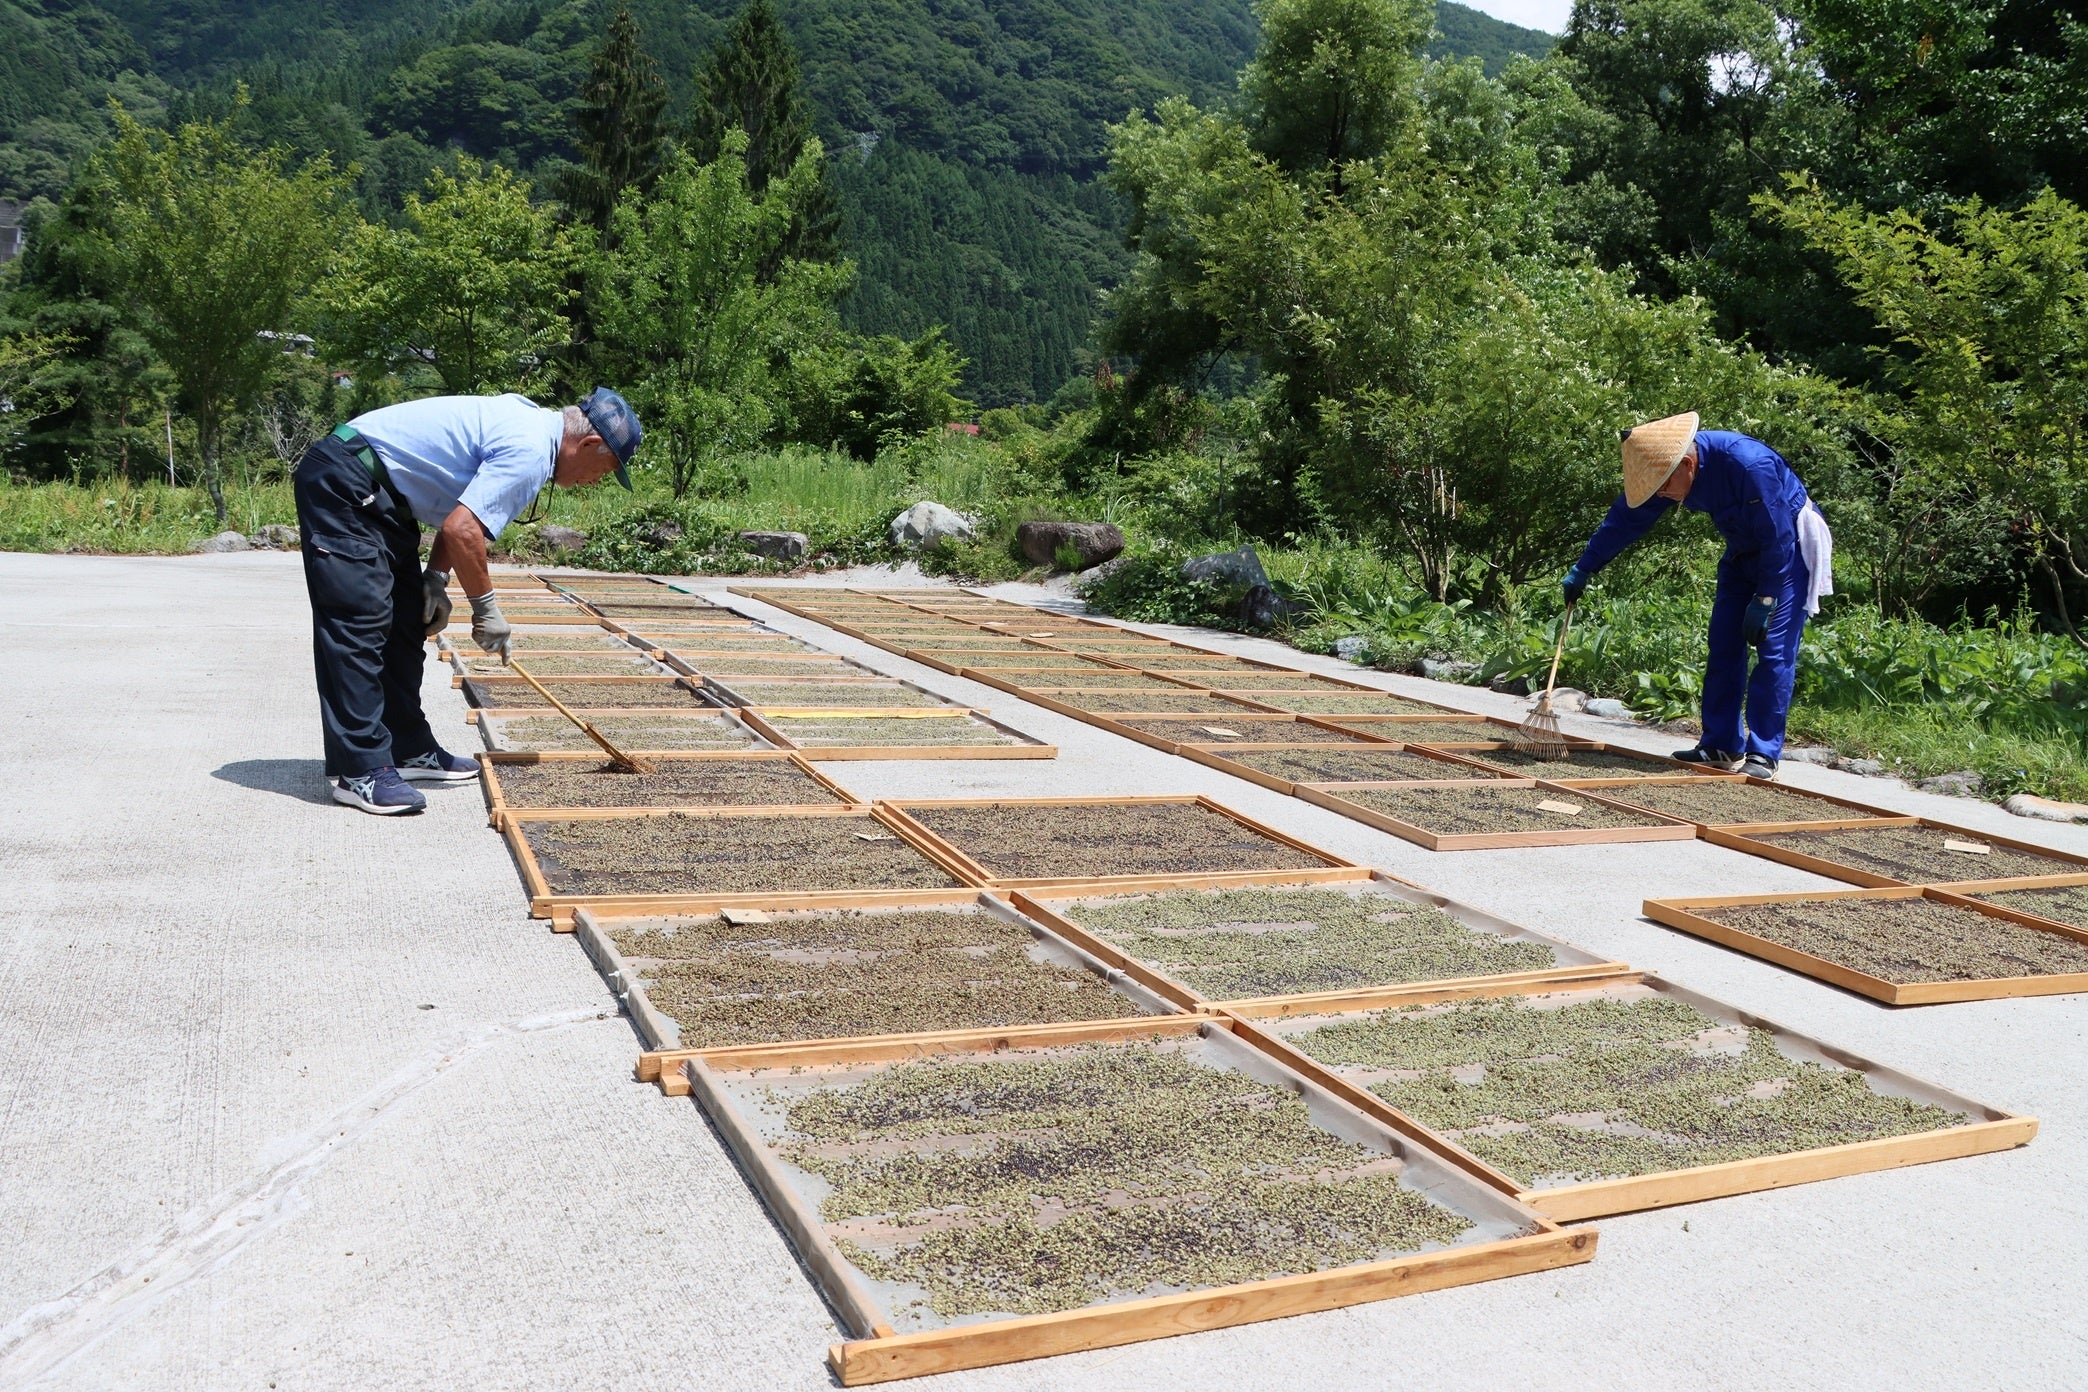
469, 592, 512, 662
421, 568, 453, 638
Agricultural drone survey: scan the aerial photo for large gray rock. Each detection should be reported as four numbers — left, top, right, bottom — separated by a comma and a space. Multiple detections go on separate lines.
1534, 687, 1589, 713
1016, 520, 1124, 570
1835, 756, 1885, 776
1584, 697, 1636, 720
2006, 793, 2088, 823
189, 530, 251, 554
249, 524, 300, 549
1918, 770, 1984, 798
1334, 636, 1371, 663
1783, 746, 1837, 766
740, 530, 809, 562
633, 519, 683, 549
539, 524, 589, 553
1238, 583, 1305, 629
1180, 544, 1267, 590
1422, 658, 1480, 681
888, 501, 975, 547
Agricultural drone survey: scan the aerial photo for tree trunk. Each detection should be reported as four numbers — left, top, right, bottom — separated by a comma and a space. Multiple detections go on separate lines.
199, 408, 228, 525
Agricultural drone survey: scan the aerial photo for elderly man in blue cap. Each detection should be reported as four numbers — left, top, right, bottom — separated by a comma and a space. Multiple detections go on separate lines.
293, 388, 642, 815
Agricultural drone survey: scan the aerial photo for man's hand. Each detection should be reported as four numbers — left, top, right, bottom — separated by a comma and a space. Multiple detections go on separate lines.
470, 592, 512, 661
1743, 594, 1776, 648
421, 568, 453, 638
1562, 565, 1589, 606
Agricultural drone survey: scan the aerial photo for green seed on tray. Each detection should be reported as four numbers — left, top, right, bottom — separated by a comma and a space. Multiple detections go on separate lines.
1230, 691, 1447, 715
1220, 747, 1496, 783
727, 682, 947, 707
1456, 747, 1685, 778
1704, 896, 2088, 982
1062, 887, 1560, 997
468, 677, 707, 709
1751, 825, 2078, 883
611, 909, 1133, 1045
494, 759, 843, 809
769, 1041, 1475, 1318
1593, 779, 1878, 826
490, 713, 760, 751
1292, 993, 1966, 1187
522, 815, 959, 894
1332, 783, 1676, 834
768, 715, 1018, 747
906, 802, 1328, 878
1971, 883, 2088, 931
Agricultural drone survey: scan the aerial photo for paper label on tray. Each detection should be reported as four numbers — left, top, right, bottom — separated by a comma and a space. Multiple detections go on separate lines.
719, 908, 771, 926
1535, 799, 1583, 816
1201, 726, 1244, 738
1942, 839, 1992, 855
854, 831, 898, 842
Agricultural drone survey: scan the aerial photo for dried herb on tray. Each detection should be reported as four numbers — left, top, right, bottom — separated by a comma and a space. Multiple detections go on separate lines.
1451, 748, 1681, 778
1231, 691, 1447, 715
1704, 896, 2088, 981
768, 1040, 1476, 1318
522, 814, 960, 894
906, 802, 1328, 878
494, 759, 844, 809
726, 682, 947, 707
1334, 783, 1676, 834
1220, 747, 1495, 784
1064, 887, 1560, 998
463, 653, 662, 675
1048, 691, 1264, 713
467, 677, 708, 709
766, 715, 1018, 747
1591, 779, 1876, 825
613, 909, 1133, 1044
1751, 825, 2078, 882
1970, 883, 2088, 930
1294, 993, 1966, 1186
1126, 718, 1378, 744
490, 713, 760, 751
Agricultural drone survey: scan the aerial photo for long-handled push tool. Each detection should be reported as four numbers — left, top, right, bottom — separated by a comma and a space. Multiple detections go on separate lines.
1512, 602, 1576, 758
504, 658, 654, 773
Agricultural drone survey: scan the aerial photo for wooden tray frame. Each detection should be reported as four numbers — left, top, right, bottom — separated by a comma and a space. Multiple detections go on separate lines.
676, 1011, 1593, 1385
1010, 869, 1627, 1011
1180, 741, 1508, 796
1703, 817, 2088, 887
1297, 778, 1698, 851
1644, 882, 2088, 1003
738, 708, 1056, 760
1220, 969, 2037, 1218
1426, 740, 1715, 781
467, 705, 775, 754
501, 804, 984, 925
462, 672, 711, 710
475, 750, 863, 829
877, 794, 1361, 889
1545, 774, 1900, 829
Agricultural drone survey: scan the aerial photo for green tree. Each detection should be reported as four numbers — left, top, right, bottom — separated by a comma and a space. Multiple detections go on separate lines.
323, 160, 581, 394
558, 2, 668, 235
787, 327, 971, 459
1767, 180, 2088, 638
591, 133, 851, 497
688, 0, 841, 266
0, 329, 81, 461
89, 101, 346, 521
1240, 0, 1431, 180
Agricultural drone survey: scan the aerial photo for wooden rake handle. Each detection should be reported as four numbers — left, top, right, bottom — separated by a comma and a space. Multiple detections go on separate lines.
1539, 602, 1576, 708
503, 658, 653, 773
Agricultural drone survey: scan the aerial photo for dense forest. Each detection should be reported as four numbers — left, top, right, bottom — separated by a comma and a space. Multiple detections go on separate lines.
0, 0, 1549, 405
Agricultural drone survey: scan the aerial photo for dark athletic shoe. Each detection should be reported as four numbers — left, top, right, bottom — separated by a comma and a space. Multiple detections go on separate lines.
1742, 754, 1779, 782
1672, 746, 1744, 772
333, 767, 427, 815
398, 747, 479, 783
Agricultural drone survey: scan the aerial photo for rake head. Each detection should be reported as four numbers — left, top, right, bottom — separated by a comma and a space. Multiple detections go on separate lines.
1510, 697, 1571, 759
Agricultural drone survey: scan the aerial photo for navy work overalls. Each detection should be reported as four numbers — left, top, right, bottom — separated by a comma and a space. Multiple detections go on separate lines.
1573, 431, 1812, 761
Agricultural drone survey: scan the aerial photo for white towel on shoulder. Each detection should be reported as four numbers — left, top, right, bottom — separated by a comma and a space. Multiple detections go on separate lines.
1797, 502, 1834, 616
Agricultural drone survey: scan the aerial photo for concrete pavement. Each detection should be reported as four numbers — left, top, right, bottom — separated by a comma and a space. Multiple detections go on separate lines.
2, 549, 2083, 1389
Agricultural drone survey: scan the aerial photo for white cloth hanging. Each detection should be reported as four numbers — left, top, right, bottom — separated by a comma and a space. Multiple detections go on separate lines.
1796, 502, 1834, 616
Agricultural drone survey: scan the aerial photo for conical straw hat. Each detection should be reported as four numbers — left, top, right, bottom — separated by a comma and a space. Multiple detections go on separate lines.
1621, 412, 1699, 506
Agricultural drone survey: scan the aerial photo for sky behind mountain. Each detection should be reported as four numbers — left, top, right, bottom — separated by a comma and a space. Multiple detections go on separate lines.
1464, 0, 1567, 32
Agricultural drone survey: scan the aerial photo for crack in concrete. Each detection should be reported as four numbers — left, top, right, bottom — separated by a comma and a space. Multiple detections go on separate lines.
0, 1005, 610, 1387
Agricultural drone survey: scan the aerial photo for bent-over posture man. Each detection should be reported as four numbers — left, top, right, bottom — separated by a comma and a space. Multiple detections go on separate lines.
1562, 412, 1832, 782
293, 388, 641, 814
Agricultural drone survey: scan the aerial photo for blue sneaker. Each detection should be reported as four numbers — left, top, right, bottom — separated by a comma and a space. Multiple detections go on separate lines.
398, 746, 480, 783
333, 767, 427, 815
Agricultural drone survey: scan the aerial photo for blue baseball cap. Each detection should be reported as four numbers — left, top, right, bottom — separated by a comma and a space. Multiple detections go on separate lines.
579, 386, 641, 490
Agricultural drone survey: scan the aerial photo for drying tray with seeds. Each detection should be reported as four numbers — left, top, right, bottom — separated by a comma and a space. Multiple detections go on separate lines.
509, 810, 963, 910
1249, 974, 2029, 1219
1452, 746, 1693, 779
1022, 881, 1609, 1005
661, 636, 820, 653
595, 900, 1170, 1050
1043, 690, 1264, 714
1231, 691, 1451, 716
685, 656, 868, 679
755, 712, 1043, 753
1963, 880, 2088, 933
1644, 887, 2088, 1004
1137, 716, 1386, 746
1305, 781, 1690, 850
505, 633, 649, 653
1724, 823, 2088, 886
716, 681, 952, 709
700, 1019, 1568, 1382
461, 652, 664, 676
894, 798, 1346, 883
948, 653, 1120, 671
1013, 671, 1199, 691
478, 711, 767, 753
464, 676, 709, 709
1186, 671, 1360, 690
482, 754, 851, 818
1326, 717, 1528, 743
1574, 777, 1889, 828
1211, 745, 1504, 789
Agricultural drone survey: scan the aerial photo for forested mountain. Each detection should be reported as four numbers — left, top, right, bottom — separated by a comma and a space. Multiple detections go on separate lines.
0, 0, 1554, 404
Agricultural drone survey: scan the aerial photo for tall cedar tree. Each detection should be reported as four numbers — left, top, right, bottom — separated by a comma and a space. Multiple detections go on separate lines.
560, 3, 669, 233
687, 0, 841, 269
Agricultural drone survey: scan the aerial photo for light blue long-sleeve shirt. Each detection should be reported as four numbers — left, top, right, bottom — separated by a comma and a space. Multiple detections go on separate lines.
348, 393, 563, 536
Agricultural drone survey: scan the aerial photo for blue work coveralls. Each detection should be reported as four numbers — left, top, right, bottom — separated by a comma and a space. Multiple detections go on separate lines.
1572, 431, 1812, 761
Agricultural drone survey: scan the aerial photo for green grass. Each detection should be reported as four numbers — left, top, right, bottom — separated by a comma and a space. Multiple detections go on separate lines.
0, 477, 298, 553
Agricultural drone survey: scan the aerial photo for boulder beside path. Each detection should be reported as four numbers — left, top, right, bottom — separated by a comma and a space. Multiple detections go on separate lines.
1016, 520, 1124, 570
889, 501, 975, 547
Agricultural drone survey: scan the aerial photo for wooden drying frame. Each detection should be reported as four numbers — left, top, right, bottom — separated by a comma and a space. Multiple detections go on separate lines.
1295, 778, 1698, 851
1219, 969, 2037, 1219
1402, 739, 1710, 781
737, 707, 1057, 761
462, 672, 710, 710
1009, 868, 1627, 1011
1644, 882, 2088, 1003
500, 803, 984, 925
876, 793, 1361, 889
567, 893, 1185, 1090
1544, 774, 1900, 829
1701, 816, 2088, 888
1092, 712, 1399, 756
474, 749, 864, 829
675, 1011, 1593, 1385
1175, 741, 1505, 797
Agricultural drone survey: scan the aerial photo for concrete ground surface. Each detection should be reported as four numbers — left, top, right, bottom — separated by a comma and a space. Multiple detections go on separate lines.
2, 548, 2084, 1391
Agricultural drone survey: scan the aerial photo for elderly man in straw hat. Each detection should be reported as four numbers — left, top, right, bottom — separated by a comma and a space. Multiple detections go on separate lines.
1561, 413, 1833, 782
